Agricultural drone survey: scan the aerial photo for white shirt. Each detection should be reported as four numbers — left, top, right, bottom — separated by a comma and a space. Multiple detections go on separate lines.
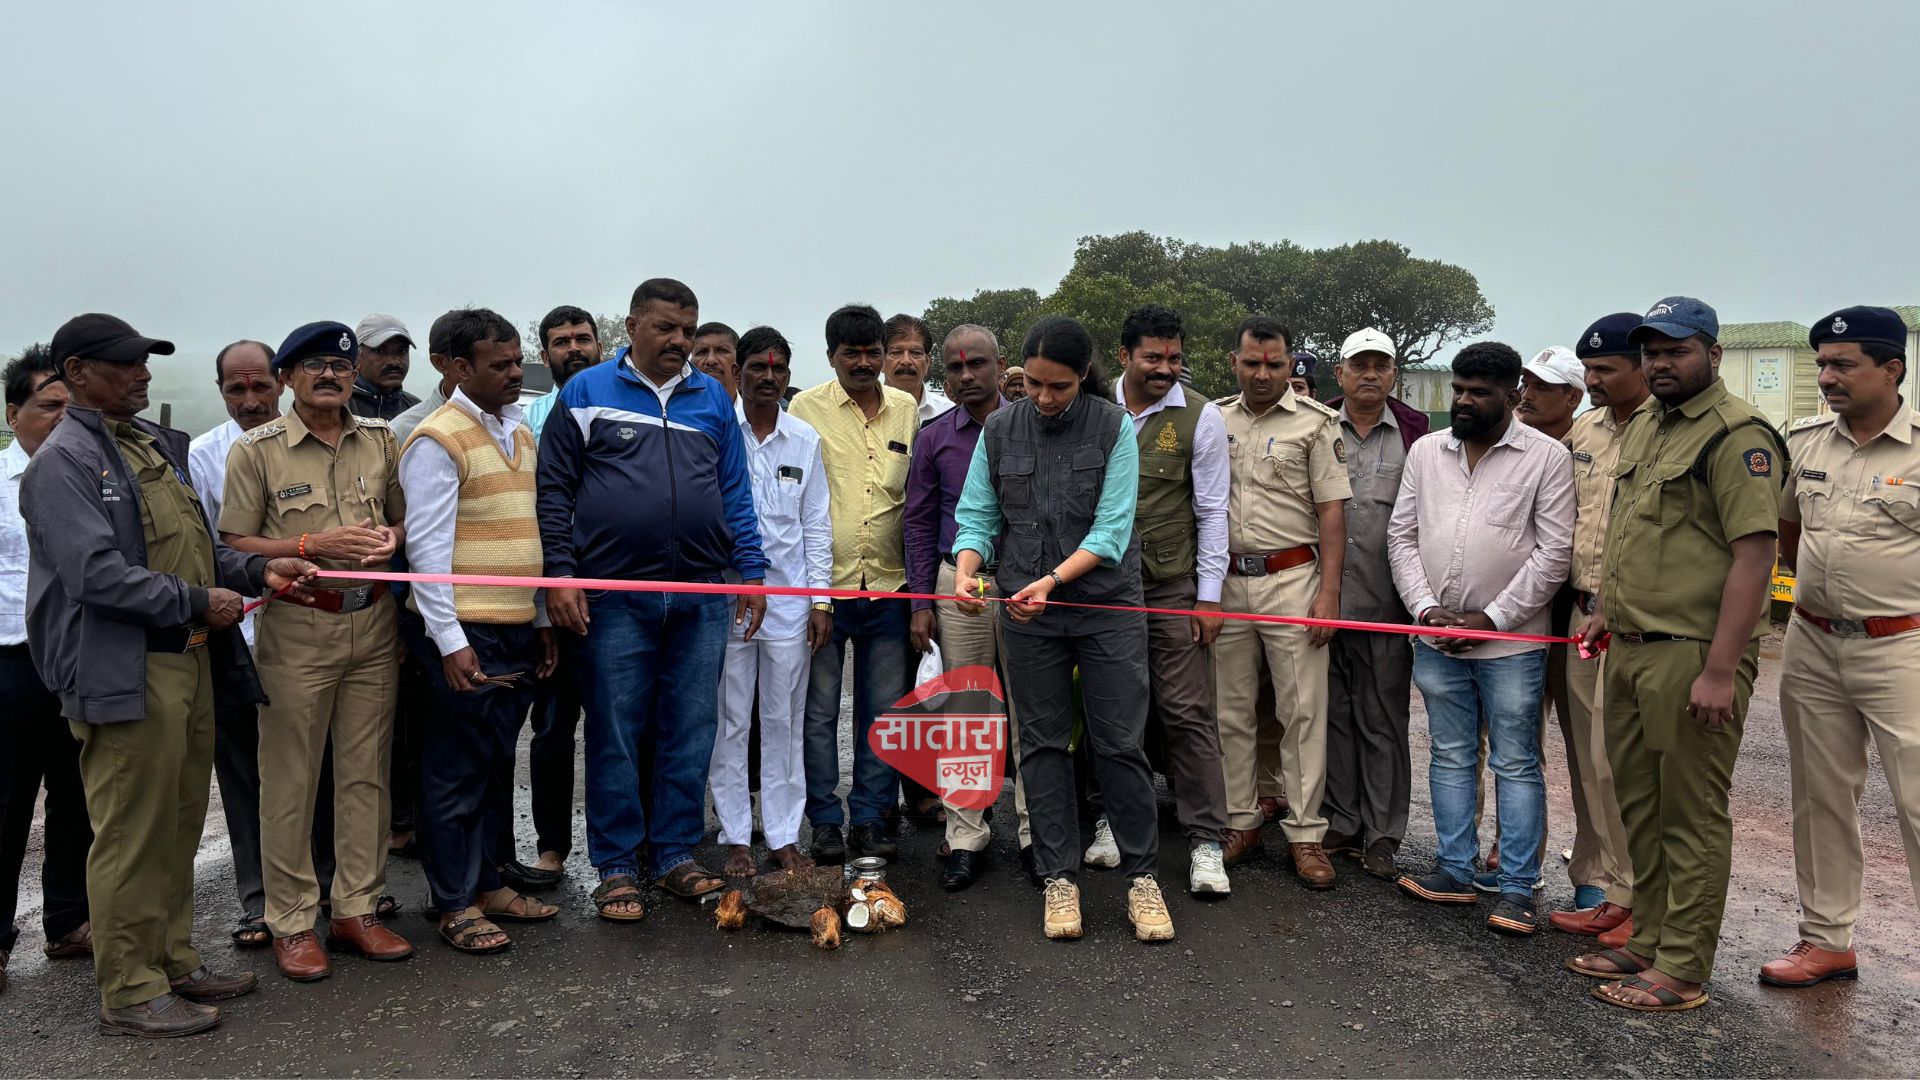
398, 388, 543, 656
188, 418, 258, 646
1115, 381, 1230, 603
735, 402, 834, 640
1, 441, 30, 645
918, 388, 956, 425
627, 354, 686, 409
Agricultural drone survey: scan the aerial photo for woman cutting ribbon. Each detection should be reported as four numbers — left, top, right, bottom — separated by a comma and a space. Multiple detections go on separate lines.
949, 315, 1174, 944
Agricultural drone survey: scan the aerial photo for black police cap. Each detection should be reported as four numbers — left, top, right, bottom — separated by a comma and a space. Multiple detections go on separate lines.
1575, 313, 1642, 360
272, 322, 359, 373
1810, 306, 1908, 351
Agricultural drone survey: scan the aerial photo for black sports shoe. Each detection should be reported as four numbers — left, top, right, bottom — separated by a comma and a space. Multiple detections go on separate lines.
811, 823, 847, 864
848, 822, 898, 860
1395, 869, 1478, 905
1487, 892, 1539, 936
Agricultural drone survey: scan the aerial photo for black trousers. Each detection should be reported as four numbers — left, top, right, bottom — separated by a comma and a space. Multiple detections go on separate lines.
420, 623, 539, 913
211, 699, 336, 920
1004, 612, 1157, 881
0, 643, 92, 950
390, 607, 432, 836
505, 650, 581, 859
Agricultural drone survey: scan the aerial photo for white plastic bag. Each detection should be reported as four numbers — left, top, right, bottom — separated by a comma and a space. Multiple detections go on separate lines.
915, 641, 944, 689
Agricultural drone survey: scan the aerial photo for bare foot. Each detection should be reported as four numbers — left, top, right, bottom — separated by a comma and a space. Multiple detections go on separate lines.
1595, 966, 1705, 1006
767, 844, 810, 871
722, 845, 759, 879
534, 850, 566, 874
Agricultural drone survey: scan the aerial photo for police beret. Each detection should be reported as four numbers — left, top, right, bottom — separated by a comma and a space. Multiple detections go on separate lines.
1290, 350, 1318, 379
1810, 306, 1908, 351
272, 321, 359, 372
1575, 313, 1641, 359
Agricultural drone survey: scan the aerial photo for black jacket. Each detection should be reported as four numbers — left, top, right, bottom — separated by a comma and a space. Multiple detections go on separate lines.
21, 405, 267, 724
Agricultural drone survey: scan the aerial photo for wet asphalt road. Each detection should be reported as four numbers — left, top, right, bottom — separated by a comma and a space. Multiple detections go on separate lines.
2, 632, 1915, 1078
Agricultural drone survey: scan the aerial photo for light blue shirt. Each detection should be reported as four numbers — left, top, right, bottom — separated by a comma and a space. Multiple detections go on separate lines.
951, 412, 1139, 568
522, 387, 560, 438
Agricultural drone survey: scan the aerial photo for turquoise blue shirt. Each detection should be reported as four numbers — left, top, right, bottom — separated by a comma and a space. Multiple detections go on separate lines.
952, 415, 1139, 567
522, 389, 560, 437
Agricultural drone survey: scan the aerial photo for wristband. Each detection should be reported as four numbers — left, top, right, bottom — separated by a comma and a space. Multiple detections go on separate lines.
1048, 570, 1065, 590
298, 533, 308, 558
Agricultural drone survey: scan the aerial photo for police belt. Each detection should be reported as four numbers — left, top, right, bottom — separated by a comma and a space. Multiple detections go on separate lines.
1611, 631, 1696, 645
287, 582, 389, 614
1794, 606, 1920, 640
148, 625, 211, 653
1228, 545, 1316, 577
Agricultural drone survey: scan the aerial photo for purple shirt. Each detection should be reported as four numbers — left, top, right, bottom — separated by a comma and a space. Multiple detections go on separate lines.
904, 399, 1004, 611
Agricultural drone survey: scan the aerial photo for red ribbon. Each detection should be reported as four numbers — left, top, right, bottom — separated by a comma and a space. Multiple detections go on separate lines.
303, 569, 1578, 645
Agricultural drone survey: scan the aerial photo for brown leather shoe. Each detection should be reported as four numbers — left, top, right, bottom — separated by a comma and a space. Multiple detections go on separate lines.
1290, 842, 1336, 890
1596, 917, 1634, 950
273, 930, 331, 981
1221, 827, 1265, 866
1257, 796, 1287, 824
98, 993, 220, 1038
1760, 941, 1859, 988
1549, 902, 1631, 937
169, 965, 258, 1003
328, 914, 415, 961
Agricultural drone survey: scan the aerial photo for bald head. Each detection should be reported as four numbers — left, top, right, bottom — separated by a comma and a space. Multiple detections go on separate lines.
941, 323, 1005, 412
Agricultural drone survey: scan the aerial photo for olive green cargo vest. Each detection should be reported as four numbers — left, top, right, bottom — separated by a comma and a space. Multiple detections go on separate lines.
1133, 401, 1203, 585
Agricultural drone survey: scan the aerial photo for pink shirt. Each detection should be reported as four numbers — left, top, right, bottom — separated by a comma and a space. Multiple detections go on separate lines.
1386, 418, 1575, 658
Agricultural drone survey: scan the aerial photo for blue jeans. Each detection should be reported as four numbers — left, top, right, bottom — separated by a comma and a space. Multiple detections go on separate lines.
804, 598, 910, 828
576, 590, 729, 880
1412, 643, 1547, 894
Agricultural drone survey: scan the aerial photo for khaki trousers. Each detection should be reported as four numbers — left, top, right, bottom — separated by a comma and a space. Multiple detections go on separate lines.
1565, 639, 1635, 905
1213, 562, 1328, 838
70, 649, 213, 1009
1606, 636, 1756, 984
256, 596, 400, 937
934, 560, 1030, 852
1779, 617, 1920, 952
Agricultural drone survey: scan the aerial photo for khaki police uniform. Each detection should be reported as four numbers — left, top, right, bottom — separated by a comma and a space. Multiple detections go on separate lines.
1561, 401, 1646, 908
1602, 377, 1782, 983
1213, 390, 1351, 838
220, 407, 404, 937
73, 422, 219, 1007
1779, 406, 1920, 951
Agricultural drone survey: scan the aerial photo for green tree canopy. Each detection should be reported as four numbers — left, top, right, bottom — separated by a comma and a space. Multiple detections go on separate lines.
921, 232, 1493, 399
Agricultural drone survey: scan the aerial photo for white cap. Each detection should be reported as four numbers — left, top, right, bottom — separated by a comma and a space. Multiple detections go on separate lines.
354, 313, 414, 349
1339, 328, 1395, 361
1523, 345, 1584, 386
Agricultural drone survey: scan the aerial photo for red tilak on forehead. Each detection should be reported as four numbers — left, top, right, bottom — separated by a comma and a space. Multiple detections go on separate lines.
957, 349, 966, 362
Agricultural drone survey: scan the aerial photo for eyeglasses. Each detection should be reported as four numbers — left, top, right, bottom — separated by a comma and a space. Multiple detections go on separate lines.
298, 358, 358, 376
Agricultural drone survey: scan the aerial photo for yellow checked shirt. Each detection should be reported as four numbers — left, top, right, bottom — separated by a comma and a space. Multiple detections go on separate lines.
788, 380, 919, 590
1602, 378, 1782, 641
1782, 404, 1920, 619
1565, 398, 1653, 595
1221, 389, 1351, 552
219, 407, 405, 585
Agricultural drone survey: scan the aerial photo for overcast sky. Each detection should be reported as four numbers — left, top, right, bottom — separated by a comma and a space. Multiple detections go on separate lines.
4, 0, 1916, 430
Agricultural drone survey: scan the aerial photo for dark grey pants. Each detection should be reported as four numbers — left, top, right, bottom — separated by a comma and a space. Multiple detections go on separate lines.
1143, 576, 1228, 845
1006, 611, 1157, 881
1322, 629, 1413, 846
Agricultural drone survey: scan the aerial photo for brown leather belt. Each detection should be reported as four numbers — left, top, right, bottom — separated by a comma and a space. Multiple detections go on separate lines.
289, 582, 390, 614
1228, 545, 1316, 577
1794, 606, 1920, 639
148, 625, 211, 653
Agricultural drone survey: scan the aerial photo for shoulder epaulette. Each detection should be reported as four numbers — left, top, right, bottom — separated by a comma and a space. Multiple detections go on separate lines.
238, 421, 286, 445
357, 415, 391, 429
1214, 393, 1241, 407
1299, 396, 1338, 419
1789, 413, 1836, 433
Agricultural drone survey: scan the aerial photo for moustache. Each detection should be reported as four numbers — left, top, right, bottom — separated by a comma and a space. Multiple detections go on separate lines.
314, 381, 343, 392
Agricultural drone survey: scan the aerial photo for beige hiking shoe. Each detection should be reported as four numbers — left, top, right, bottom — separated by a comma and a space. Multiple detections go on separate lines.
1127, 875, 1175, 942
1042, 878, 1083, 940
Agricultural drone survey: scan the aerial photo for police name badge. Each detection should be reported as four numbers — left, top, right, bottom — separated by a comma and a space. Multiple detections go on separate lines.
275, 483, 314, 499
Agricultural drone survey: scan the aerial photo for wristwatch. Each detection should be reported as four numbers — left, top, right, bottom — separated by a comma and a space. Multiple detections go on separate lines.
811, 601, 834, 613
1048, 571, 1065, 590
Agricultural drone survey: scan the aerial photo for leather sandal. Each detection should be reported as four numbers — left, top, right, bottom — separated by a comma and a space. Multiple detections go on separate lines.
591, 875, 646, 922
440, 914, 510, 955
